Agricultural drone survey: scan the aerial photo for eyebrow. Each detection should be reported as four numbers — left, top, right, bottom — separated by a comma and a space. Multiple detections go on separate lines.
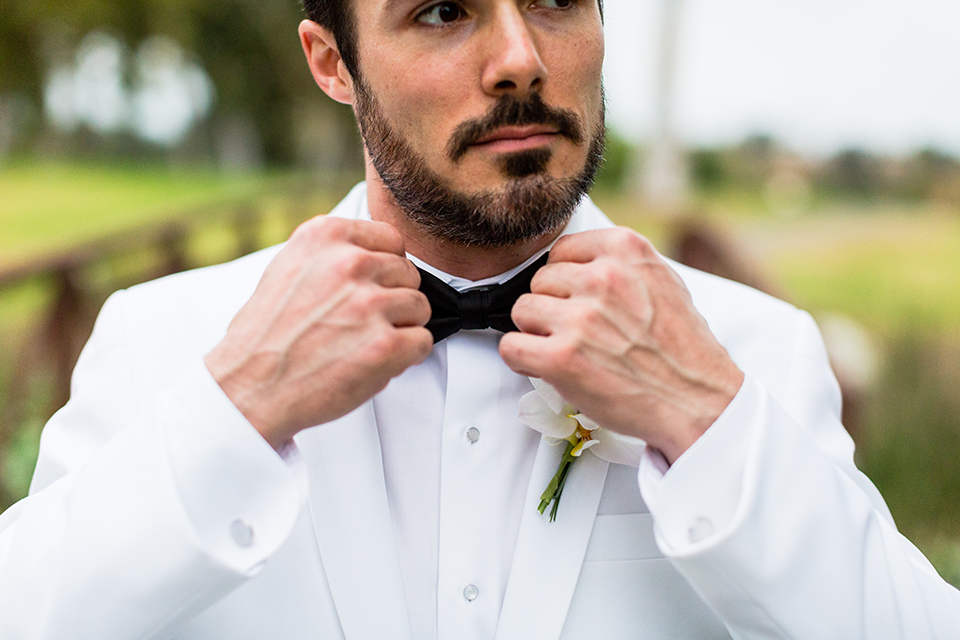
382, 0, 424, 15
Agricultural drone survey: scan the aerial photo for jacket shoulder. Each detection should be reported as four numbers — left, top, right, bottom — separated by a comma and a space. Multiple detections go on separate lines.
668, 260, 825, 401
97, 244, 284, 391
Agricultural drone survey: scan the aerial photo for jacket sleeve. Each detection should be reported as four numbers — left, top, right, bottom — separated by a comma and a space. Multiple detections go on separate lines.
0, 290, 303, 639
638, 310, 960, 639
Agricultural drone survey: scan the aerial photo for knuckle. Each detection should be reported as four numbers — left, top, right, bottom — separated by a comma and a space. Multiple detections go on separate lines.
548, 341, 580, 375
352, 285, 384, 313
338, 248, 376, 279
613, 228, 653, 256
366, 329, 396, 359
575, 303, 603, 330
588, 261, 621, 292
294, 215, 340, 243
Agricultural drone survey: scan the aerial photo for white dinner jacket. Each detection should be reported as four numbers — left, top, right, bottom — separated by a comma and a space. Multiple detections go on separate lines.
1, 183, 958, 639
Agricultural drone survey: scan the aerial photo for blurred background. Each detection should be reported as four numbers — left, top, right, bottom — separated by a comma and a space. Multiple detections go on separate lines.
1, 0, 958, 586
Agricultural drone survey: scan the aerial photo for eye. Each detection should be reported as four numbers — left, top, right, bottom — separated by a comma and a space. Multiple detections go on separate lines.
416, 2, 468, 26
533, 0, 577, 8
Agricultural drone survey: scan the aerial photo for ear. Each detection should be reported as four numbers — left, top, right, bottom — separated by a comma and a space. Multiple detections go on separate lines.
299, 20, 355, 105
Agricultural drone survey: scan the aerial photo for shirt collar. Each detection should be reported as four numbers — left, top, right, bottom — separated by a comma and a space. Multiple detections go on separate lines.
358, 188, 584, 294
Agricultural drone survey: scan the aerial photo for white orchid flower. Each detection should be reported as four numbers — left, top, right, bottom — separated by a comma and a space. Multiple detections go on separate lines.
519, 377, 646, 465
519, 378, 646, 521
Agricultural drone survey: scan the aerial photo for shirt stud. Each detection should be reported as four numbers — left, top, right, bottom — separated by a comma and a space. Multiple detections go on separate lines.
463, 584, 479, 602
466, 426, 481, 444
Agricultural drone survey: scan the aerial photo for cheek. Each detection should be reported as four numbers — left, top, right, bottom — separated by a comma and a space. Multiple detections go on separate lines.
572, 36, 605, 111
542, 32, 605, 116
370, 56, 476, 155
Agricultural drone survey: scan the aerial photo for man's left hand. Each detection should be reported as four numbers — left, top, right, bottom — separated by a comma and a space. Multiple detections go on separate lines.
499, 228, 744, 465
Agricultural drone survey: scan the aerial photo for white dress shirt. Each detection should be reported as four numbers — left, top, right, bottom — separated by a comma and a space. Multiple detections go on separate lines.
361, 194, 563, 639
358, 191, 742, 638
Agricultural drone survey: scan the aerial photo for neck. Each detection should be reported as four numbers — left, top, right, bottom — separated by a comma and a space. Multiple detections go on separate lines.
364, 166, 562, 282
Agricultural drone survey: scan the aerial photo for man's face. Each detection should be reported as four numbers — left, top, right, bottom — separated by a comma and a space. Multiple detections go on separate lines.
348, 0, 606, 248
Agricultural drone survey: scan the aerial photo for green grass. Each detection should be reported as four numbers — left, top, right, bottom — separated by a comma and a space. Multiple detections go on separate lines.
0, 161, 277, 264
747, 206, 960, 335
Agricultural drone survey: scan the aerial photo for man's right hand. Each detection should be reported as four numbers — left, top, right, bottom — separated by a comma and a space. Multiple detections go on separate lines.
204, 217, 433, 449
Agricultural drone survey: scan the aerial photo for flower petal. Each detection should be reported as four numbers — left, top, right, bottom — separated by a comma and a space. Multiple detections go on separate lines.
571, 438, 600, 457
574, 413, 601, 433
590, 429, 647, 467
529, 378, 566, 414
519, 391, 579, 439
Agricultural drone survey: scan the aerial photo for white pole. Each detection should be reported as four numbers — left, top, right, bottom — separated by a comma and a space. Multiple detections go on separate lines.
635, 0, 688, 210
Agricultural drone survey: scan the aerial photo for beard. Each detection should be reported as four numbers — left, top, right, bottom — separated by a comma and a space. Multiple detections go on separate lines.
353, 80, 606, 249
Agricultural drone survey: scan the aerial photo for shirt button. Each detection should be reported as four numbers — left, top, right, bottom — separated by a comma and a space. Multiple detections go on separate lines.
465, 426, 481, 444
687, 517, 714, 544
463, 584, 479, 602
231, 518, 255, 547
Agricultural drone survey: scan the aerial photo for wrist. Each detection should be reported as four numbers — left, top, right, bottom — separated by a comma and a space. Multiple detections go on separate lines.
659, 367, 745, 466
204, 347, 287, 450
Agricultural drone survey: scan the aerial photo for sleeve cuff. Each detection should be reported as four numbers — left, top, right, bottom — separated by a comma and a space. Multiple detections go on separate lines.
157, 361, 305, 574
639, 376, 765, 554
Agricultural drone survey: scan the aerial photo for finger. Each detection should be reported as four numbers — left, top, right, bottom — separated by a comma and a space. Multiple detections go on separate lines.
380, 288, 431, 327
385, 326, 434, 373
511, 293, 569, 336
499, 331, 555, 379
370, 254, 422, 289
529, 262, 584, 298
549, 228, 656, 265
548, 231, 606, 264
295, 216, 407, 256
344, 219, 407, 256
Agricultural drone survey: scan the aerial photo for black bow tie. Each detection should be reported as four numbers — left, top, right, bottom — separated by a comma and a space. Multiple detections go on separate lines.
417, 253, 549, 343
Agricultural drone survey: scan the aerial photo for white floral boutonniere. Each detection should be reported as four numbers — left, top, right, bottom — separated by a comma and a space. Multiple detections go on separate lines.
519, 378, 647, 522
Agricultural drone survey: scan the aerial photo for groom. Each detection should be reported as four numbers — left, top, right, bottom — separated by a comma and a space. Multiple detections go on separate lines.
2, 0, 959, 638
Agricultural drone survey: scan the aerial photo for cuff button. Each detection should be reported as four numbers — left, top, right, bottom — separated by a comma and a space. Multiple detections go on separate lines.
231, 518, 255, 547
687, 517, 714, 544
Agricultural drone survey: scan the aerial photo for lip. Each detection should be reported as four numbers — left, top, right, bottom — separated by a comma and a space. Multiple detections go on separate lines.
472, 126, 559, 153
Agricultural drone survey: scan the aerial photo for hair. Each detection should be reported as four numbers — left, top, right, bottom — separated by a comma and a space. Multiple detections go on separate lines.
302, 0, 603, 82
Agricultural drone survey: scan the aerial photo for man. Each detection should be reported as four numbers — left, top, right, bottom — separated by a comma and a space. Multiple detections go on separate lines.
1, 0, 958, 638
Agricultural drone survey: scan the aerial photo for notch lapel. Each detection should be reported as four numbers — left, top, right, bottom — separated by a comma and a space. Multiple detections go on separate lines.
495, 436, 610, 640
294, 402, 412, 640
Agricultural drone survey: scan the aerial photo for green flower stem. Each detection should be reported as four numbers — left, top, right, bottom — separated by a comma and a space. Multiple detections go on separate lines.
538, 440, 579, 522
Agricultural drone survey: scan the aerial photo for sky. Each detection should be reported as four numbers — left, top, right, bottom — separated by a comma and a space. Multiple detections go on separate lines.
601, 0, 960, 157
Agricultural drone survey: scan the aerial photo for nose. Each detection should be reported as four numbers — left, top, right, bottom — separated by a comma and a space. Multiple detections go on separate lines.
481, 6, 548, 98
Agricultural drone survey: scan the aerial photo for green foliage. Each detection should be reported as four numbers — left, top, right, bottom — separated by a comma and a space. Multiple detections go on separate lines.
818, 148, 885, 197
0, 0, 359, 166
689, 149, 726, 189
857, 333, 960, 550
592, 129, 633, 193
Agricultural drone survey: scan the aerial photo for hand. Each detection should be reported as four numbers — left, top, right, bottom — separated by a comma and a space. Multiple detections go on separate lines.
500, 228, 744, 465
205, 217, 433, 449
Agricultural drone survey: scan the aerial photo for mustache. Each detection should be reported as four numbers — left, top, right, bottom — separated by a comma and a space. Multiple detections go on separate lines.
446, 93, 585, 162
